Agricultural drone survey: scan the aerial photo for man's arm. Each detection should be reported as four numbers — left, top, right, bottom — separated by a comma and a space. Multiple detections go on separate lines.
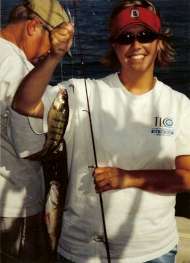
93, 155, 190, 194
12, 23, 74, 118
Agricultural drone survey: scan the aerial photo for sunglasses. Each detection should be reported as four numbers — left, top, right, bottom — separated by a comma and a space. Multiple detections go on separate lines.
111, 30, 159, 45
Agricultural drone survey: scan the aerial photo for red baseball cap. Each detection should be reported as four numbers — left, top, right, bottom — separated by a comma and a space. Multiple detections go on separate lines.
112, 7, 161, 35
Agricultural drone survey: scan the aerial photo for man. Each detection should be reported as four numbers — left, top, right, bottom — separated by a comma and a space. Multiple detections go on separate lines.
0, 0, 69, 262
13, 0, 190, 262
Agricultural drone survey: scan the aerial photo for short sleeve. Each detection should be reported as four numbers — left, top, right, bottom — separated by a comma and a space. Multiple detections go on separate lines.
176, 95, 190, 156
8, 107, 45, 158
0, 55, 33, 105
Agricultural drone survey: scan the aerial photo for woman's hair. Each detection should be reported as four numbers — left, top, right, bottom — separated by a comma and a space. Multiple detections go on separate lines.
101, 0, 175, 69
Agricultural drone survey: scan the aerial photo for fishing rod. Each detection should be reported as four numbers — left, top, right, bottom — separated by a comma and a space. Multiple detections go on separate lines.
72, 2, 111, 262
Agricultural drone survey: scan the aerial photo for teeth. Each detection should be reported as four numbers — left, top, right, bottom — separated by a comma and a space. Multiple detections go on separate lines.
130, 55, 144, 59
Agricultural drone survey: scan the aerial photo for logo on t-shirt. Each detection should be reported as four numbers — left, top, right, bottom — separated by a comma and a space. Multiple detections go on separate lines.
151, 117, 174, 136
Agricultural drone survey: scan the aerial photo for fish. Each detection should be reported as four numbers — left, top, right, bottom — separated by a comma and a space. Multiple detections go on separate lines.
43, 89, 69, 252
25, 88, 69, 252
45, 181, 61, 251
45, 172, 68, 253
25, 88, 69, 161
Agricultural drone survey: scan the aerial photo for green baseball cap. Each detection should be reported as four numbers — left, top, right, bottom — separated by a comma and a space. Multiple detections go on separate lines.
25, 0, 70, 28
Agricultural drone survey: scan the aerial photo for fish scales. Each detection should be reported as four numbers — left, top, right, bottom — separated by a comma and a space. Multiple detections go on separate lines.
25, 88, 69, 161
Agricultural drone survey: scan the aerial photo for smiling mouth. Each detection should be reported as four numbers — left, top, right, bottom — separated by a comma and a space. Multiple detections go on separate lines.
128, 54, 145, 60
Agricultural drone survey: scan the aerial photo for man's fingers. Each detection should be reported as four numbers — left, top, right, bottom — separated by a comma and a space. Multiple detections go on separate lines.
50, 22, 74, 56
51, 23, 74, 43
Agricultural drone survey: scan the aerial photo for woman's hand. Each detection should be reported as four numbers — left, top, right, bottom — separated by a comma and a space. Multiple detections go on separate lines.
93, 167, 128, 193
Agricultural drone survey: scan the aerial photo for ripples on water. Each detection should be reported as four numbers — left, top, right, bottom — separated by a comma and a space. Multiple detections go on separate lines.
1, 0, 190, 94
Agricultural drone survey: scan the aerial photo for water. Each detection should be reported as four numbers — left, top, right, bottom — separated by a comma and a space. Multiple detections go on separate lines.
1, 0, 190, 95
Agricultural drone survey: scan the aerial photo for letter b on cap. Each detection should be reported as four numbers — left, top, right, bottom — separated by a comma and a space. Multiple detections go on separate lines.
131, 9, 140, 18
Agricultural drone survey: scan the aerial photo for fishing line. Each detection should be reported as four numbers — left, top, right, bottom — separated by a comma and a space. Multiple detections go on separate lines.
72, 1, 111, 262
59, 2, 73, 83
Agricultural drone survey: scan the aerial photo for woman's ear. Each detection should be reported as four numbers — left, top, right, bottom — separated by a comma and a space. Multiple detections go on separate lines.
157, 39, 164, 53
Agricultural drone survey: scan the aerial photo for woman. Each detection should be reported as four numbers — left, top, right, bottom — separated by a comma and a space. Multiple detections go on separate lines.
13, 1, 190, 262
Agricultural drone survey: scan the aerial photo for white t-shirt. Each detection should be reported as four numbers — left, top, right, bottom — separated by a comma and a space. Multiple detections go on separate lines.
0, 38, 45, 217
36, 73, 190, 262
0, 38, 33, 104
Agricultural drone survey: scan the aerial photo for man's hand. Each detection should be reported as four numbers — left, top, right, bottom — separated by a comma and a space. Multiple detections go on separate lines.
93, 167, 128, 193
50, 22, 74, 58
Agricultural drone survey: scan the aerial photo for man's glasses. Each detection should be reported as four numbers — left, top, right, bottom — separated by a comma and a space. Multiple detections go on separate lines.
42, 23, 54, 34
111, 30, 160, 45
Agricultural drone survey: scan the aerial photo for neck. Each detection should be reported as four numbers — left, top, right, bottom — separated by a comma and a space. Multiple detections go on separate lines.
0, 23, 26, 51
119, 68, 155, 95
